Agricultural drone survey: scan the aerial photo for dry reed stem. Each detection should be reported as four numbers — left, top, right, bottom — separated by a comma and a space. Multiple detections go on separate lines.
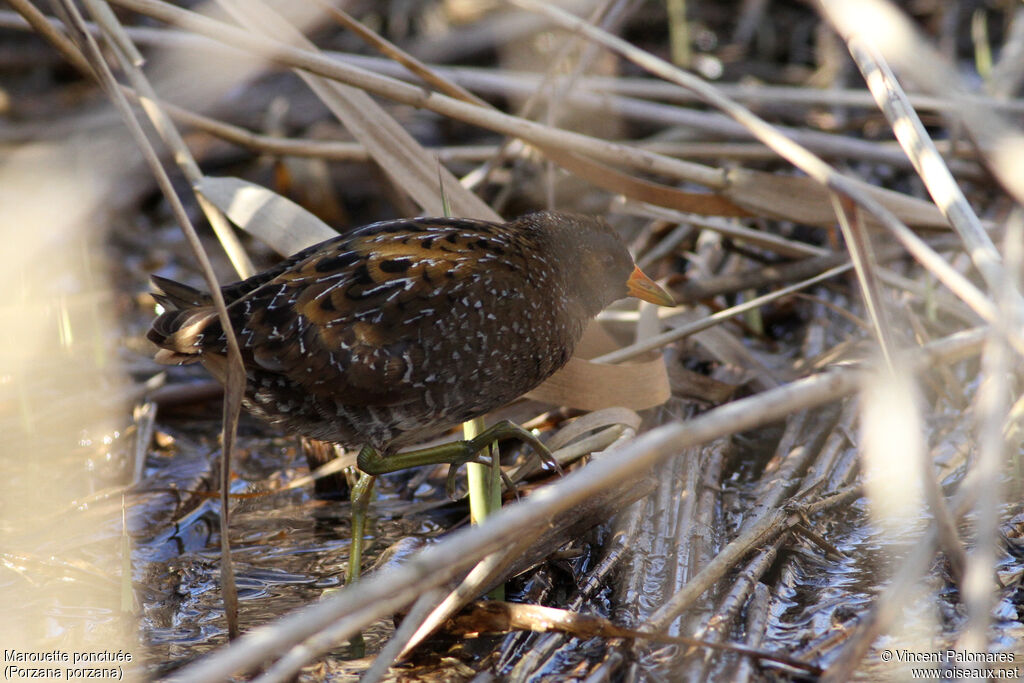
595, 262, 852, 364
829, 192, 898, 368
355, 590, 447, 683
617, 202, 830, 258
844, 37, 1001, 293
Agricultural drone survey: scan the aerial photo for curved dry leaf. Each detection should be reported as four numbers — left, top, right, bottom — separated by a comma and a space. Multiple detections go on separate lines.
539, 146, 751, 217
546, 407, 642, 452
724, 168, 949, 229
525, 355, 670, 411
196, 175, 337, 254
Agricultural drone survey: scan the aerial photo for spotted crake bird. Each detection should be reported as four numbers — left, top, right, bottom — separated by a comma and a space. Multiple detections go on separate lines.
148, 211, 673, 580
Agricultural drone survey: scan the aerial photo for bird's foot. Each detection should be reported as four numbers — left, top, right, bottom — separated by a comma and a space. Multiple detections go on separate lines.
355, 420, 560, 499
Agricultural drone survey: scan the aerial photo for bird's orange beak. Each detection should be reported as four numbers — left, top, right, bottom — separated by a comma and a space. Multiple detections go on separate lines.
626, 265, 674, 306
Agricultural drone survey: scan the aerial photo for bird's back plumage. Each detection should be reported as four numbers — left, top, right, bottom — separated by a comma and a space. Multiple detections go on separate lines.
149, 212, 639, 451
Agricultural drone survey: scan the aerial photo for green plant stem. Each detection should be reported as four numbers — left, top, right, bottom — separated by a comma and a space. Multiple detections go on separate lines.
464, 416, 504, 600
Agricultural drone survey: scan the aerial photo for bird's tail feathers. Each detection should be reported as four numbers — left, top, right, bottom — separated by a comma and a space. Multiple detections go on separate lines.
148, 308, 219, 364
150, 275, 211, 310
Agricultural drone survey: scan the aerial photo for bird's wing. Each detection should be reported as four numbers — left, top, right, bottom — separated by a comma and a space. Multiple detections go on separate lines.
198, 218, 526, 408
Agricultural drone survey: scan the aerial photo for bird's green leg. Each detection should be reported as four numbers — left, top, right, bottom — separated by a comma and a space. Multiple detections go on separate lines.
345, 471, 376, 586
344, 469, 376, 657
356, 420, 557, 479
345, 424, 555, 584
